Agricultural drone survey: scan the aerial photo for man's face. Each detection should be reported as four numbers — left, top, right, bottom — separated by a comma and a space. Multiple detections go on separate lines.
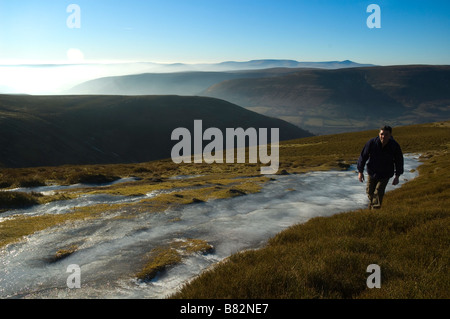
379, 129, 391, 145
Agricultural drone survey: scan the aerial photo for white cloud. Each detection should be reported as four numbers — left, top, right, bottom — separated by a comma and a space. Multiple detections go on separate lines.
66, 48, 85, 63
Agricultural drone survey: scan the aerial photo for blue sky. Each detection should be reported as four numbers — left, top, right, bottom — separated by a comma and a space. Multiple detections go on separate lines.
0, 0, 449, 65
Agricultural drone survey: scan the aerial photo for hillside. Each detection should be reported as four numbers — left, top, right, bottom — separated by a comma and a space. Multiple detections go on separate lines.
203, 65, 450, 134
0, 94, 312, 168
66, 69, 302, 96
171, 121, 450, 299
0, 121, 448, 300
65, 60, 374, 96
1, 121, 447, 300
66, 65, 450, 136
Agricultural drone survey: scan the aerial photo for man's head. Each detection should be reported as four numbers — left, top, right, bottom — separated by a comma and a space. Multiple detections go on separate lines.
379, 125, 392, 146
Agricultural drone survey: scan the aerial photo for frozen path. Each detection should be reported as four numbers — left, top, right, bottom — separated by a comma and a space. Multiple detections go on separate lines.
0, 154, 421, 299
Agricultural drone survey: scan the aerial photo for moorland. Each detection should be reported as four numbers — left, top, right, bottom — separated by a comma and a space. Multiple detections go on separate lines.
1, 121, 448, 298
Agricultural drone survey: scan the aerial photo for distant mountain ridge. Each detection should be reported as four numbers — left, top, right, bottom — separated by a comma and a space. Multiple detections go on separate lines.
212, 59, 375, 70
168, 59, 376, 71
67, 69, 303, 96
0, 94, 312, 168
67, 59, 374, 96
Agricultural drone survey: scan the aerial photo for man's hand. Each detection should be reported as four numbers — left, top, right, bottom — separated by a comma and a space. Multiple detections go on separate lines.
358, 172, 365, 183
392, 175, 400, 186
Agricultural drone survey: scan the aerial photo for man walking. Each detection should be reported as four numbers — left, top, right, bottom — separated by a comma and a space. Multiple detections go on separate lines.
357, 126, 404, 209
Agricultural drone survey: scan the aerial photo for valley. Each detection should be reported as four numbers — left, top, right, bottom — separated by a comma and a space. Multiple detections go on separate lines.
64, 64, 450, 135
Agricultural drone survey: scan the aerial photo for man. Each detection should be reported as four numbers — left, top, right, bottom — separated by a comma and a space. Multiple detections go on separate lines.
357, 126, 404, 209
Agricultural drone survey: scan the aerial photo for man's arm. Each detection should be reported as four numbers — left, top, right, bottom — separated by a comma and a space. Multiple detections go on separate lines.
357, 140, 372, 183
392, 142, 404, 185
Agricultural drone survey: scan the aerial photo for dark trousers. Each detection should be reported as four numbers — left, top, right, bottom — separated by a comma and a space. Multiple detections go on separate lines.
366, 175, 390, 209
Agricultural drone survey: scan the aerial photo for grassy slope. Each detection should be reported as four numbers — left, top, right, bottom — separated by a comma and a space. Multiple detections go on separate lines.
0, 121, 448, 297
171, 121, 450, 299
0, 94, 311, 168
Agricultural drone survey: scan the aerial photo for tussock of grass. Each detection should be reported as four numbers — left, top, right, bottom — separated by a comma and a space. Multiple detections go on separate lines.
136, 248, 182, 281
0, 191, 40, 210
65, 172, 120, 185
136, 239, 214, 281
51, 244, 79, 262
179, 238, 214, 254
0, 190, 78, 212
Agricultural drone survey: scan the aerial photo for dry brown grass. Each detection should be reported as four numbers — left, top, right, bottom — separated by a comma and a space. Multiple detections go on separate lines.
1, 121, 449, 299
171, 121, 450, 299
136, 239, 214, 281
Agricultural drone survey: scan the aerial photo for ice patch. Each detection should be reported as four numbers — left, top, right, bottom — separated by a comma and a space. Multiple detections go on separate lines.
3, 177, 141, 194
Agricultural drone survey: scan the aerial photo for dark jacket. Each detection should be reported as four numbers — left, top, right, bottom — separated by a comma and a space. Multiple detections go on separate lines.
357, 136, 404, 179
